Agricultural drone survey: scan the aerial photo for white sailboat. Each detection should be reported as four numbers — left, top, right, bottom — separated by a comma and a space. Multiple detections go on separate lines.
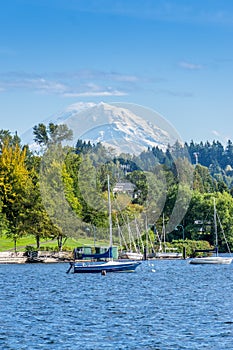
189, 198, 232, 265
155, 214, 182, 259
118, 217, 143, 260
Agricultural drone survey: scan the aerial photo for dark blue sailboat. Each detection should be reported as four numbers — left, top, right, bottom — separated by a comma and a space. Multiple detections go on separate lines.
71, 259, 141, 273
68, 175, 141, 274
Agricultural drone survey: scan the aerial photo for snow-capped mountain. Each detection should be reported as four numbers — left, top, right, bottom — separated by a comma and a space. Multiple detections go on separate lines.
22, 102, 179, 154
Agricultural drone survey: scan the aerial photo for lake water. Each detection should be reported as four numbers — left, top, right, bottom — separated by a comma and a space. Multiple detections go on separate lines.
1, 259, 233, 350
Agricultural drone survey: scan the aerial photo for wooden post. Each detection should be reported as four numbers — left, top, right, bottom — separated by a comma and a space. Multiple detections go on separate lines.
183, 246, 186, 260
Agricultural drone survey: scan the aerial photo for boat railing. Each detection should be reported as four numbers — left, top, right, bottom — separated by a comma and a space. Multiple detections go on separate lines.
194, 248, 217, 253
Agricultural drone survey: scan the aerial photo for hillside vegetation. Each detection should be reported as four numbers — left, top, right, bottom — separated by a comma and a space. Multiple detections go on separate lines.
1, 126, 233, 254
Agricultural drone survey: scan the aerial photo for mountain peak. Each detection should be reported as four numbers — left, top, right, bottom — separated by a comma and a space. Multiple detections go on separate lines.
22, 102, 179, 154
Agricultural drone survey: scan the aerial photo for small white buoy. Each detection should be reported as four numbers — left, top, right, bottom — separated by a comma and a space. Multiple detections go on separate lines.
151, 269, 156, 273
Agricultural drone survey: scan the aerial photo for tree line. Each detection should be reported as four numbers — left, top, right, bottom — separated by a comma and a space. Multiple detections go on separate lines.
1, 124, 233, 253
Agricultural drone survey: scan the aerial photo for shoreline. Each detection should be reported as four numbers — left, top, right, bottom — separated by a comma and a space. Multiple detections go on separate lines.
0, 251, 73, 264
0, 258, 72, 264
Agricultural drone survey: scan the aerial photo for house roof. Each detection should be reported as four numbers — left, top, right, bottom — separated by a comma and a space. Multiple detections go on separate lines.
113, 182, 136, 193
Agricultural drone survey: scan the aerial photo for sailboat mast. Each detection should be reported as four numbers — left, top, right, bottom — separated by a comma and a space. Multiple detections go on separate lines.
163, 213, 166, 251
213, 198, 218, 255
107, 175, 113, 247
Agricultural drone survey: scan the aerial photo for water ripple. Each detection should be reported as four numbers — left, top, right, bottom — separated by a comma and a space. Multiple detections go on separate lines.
1, 260, 233, 349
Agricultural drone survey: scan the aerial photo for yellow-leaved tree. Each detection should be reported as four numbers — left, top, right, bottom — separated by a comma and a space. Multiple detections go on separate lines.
0, 140, 33, 251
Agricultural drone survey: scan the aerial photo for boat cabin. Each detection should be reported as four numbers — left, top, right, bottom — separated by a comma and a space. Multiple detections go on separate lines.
73, 246, 118, 260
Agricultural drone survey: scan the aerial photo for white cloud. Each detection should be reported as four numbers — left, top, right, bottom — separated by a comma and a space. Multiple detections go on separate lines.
212, 130, 221, 137
0, 70, 135, 97
154, 89, 193, 98
107, 73, 138, 82
70, 70, 139, 83
179, 61, 203, 70
211, 130, 230, 145
0, 72, 130, 97
27, 78, 68, 94
0, 77, 68, 94
63, 90, 127, 97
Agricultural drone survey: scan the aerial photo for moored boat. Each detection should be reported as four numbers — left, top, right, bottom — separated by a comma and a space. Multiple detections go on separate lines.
67, 175, 142, 274
189, 256, 232, 265
71, 259, 141, 273
155, 214, 182, 259
119, 251, 143, 260
189, 198, 232, 265
155, 252, 182, 259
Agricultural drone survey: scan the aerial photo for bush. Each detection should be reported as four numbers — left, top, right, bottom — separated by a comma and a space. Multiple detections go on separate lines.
62, 246, 73, 252
170, 239, 213, 257
24, 245, 37, 252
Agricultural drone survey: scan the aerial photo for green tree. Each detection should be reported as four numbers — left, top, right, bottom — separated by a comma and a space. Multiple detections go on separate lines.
0, 200, 9, 235
193, 164, 217, 193
33, 123, 73, 147
22, 163, 59, 249
0, 130, 21, 151
39, 144, 85, 250
0, 141, 33, 251
33, 124, 48, 145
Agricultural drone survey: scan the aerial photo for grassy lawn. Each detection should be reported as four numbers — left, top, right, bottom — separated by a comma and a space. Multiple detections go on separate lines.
0, 234, 109, 252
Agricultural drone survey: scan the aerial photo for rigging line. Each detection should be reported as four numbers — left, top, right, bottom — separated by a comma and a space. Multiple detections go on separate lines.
200, 205, 213, 232
162, 213, 168, 250
112, 196, 128, 227
112, 196, 138, 248
156, 229, 162, 252
126, 216, 138, 252
108, 195, 127, 245
116, 216, 129, 251
148, 232, 154, 251
115, 215, 122, 250
134, 216, 144, 251
216, 212, 232, 256
138, 215, 154, 251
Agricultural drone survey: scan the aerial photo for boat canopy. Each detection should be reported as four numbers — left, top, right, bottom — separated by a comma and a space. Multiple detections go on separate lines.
73, 247, 113, 260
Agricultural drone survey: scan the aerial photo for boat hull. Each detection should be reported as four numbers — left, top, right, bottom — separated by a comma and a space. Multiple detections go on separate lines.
155, 252, 182, 259
189, 257, 232, 265
72, 260, 141, 273
119, 252, 143, 260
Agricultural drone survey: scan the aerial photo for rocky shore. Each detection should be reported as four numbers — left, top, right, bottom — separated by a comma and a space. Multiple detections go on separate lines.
0, 251, 73, 264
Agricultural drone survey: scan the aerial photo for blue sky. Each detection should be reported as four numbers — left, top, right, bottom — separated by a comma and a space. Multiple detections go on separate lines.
1, 0, 233, 144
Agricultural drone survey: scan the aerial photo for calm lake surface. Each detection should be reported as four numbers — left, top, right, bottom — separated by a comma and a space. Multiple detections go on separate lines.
1, 259, 233, 350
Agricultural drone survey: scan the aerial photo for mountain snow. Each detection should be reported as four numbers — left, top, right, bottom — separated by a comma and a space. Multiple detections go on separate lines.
22, 102, 178, 154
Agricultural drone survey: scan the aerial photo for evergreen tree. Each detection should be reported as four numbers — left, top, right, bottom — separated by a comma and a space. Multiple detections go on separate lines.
33, 123, 73, 147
